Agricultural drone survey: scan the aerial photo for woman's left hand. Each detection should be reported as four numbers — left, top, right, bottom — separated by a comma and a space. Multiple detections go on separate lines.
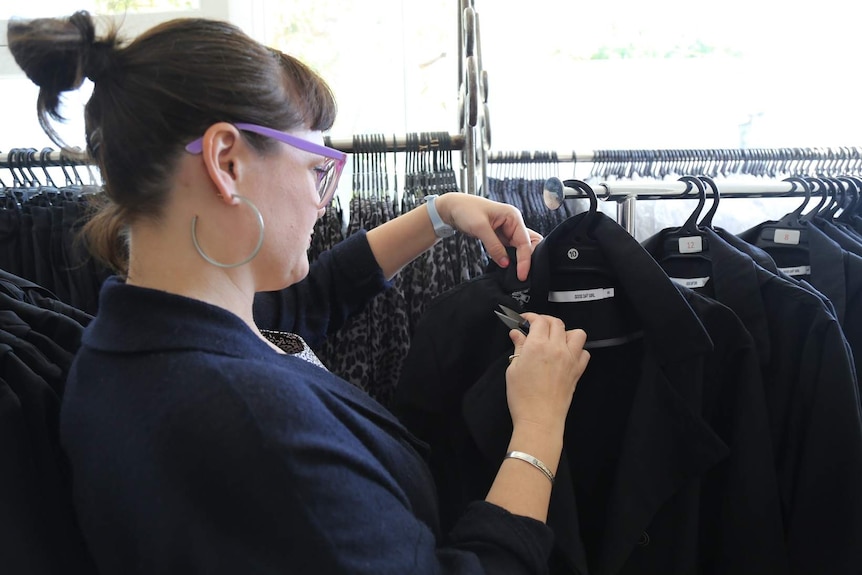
435, 193, 542, 281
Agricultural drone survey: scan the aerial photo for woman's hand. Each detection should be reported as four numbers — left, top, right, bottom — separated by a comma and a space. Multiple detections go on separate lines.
435, 194, 542, 281
505, 313, 590, 435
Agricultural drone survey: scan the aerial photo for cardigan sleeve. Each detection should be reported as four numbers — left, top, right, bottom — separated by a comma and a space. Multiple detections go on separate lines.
252, 231, 391, 348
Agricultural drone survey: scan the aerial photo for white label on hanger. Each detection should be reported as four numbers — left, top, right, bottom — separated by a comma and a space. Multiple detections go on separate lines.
670, 276, 711, 289
548, 288, 615, 303
678, 236, 703, 254
779, 265, 812, 277
774, 229, 801, 245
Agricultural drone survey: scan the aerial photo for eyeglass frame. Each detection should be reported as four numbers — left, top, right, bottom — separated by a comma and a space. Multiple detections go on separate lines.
184, 122, 347, 208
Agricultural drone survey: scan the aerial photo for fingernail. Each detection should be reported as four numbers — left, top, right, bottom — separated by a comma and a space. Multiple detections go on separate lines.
499, 256, 510, 267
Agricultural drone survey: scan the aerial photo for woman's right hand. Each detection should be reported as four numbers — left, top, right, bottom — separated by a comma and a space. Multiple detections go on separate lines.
505, 313, 590, 435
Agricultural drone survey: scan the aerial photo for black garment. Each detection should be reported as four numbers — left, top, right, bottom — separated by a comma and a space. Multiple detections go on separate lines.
395, 212, 786, 575
0, 209, 23, 277
0, 282, 96, 575
713, 227, 839, 319
29, 205, 55, 296
739, 221, 862, 389
815, 217, 862, 256
61, 200, 104, 315
642, 227, 862, 573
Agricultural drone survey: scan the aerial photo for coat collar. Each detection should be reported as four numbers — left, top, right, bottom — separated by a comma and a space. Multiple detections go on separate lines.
641, 227, 773, 368
805, 222, 848, 324
816, 217, 862, 257
84, 277, 274, 360
501, 211, 713, 364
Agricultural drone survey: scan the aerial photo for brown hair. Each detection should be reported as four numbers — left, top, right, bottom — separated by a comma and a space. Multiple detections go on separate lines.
7, 11, 337, 274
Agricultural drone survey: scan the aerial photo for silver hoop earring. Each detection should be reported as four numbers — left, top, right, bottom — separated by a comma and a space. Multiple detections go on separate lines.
191, 194, 265, 269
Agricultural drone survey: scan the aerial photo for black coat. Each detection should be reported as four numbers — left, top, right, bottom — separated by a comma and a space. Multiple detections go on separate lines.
739, 221, 862, 391
642, 226, 862, 574
395, 212, 787, 575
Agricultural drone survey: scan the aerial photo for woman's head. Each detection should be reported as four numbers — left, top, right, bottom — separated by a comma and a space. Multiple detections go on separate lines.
7, 11, 337, 275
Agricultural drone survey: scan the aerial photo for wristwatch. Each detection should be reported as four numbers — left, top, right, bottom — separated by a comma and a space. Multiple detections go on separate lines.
423, 194, 457, 238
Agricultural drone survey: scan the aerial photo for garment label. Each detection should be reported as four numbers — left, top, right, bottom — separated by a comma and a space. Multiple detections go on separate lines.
669, 276, 710, 289
678, 236, 703, 254
778, 265, 812, 277
774, 229, 801, 245
548, 288, 615, 303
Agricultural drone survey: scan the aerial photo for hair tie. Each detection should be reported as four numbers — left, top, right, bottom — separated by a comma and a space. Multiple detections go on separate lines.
83, 41, 115, 82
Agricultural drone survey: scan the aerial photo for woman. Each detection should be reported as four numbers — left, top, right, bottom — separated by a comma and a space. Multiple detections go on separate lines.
8, 11, 590, 574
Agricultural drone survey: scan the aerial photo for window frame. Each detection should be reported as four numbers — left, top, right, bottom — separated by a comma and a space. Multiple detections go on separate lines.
0, 0, 265, 78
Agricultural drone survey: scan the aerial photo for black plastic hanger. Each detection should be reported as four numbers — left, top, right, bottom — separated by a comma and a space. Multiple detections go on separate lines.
747, 175, 811, 256
837, 176, 861, 224
697, 175, 720, 229
821, 177, 846, 221
542, 177, 612, 277
800, 177, 830, 223
657, 176, 710, 262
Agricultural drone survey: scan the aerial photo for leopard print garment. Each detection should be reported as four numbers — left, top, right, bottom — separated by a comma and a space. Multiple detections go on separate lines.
261, 329, 328, 371
310, 193, 488, 410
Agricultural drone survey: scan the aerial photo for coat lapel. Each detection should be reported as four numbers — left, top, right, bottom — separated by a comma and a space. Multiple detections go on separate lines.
597, 357, 729, 575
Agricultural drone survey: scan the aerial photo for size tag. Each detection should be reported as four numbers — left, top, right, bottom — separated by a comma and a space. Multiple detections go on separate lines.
670, 276, 711, 289
678, 236, 703, 254
779, 265, 812, 277
548, 288, 615, 303
774, 229, 801, 245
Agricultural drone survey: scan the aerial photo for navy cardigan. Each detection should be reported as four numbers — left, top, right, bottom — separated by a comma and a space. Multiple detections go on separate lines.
61, 231, 553, 574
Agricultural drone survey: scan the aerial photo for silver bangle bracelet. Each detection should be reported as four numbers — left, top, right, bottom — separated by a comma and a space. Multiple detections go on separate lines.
504, 450, 555, 485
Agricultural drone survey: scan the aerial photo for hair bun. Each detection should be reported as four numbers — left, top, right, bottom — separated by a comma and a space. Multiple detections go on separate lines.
7, 10, 118, 91
70, 12, 118, 82
83, 40, 117, 82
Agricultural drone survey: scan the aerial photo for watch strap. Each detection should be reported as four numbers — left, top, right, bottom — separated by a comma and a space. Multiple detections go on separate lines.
424, 194, 457, 238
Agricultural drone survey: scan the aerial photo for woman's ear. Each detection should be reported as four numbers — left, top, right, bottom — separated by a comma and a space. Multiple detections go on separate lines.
200, 122, 243, 206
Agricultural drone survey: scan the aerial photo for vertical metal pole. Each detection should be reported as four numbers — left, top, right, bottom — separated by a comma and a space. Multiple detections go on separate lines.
617, 195, 637, 236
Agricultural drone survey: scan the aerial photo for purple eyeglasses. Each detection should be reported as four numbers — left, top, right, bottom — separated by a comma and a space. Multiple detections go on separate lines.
185, 123, 347, 208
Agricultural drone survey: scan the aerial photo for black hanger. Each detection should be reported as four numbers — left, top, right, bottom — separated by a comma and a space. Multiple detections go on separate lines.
38, 148, 58, 188
562, 178, 598, 241
800, 176, 830, 223
697, 175, 720, 229
821, 177, 846, 221
657, 175, 710, 261
837, 176, 861, 224
542, 177, 612, 277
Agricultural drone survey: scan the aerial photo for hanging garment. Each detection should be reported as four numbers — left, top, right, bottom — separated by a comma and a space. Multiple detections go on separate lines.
394, 211, 787, 575
0, 184, 108, 315
711, 227, 840, 319
486, 177, 575, 236
0, 271, 96, 575
739, 220, 862, 390
641, 226, 862, 573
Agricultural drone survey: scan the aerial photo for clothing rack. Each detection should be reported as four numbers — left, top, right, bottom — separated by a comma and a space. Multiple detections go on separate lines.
2, 134, 473, 190
325, 134, 464, 153
0, 148, 92, 169
0, 136, 468, 168
488, 146, 862, 165
557, 178, 834, 235
488, 147, 862, 180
